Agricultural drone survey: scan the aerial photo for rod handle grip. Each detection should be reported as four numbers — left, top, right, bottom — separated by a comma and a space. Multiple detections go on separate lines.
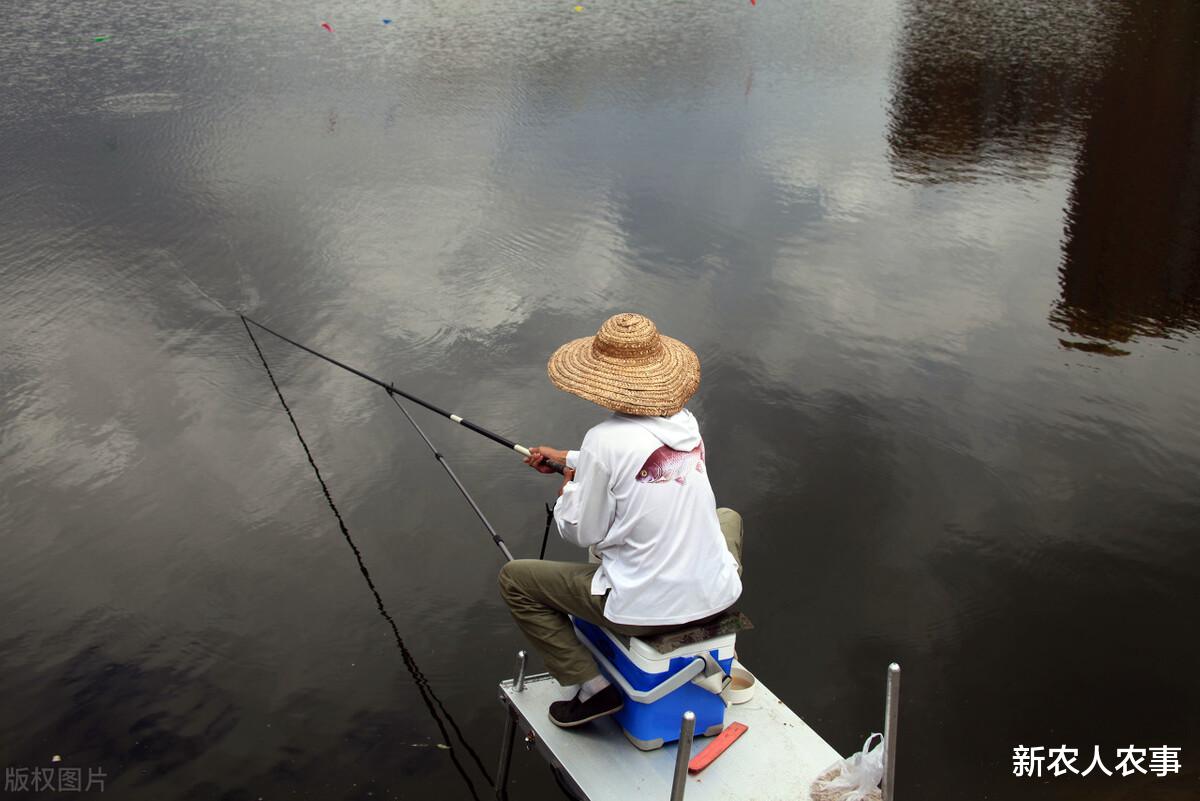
543, 458, 567, 475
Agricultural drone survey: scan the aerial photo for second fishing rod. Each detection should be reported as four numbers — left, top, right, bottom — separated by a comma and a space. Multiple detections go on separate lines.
241, 315, 567, 475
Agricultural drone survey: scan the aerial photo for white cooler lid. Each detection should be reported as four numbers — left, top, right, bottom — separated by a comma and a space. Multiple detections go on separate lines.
613, 628, 737, 674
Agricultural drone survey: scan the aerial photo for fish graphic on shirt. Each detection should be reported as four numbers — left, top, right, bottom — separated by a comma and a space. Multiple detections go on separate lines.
635, 441, 705, 485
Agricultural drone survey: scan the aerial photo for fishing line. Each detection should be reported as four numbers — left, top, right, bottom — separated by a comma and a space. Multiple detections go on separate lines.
241, 317, 493, 798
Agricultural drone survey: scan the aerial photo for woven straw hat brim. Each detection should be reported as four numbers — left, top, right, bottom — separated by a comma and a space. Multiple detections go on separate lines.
547, 333, 700, 416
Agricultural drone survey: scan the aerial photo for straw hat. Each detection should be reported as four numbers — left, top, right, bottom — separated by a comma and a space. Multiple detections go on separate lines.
547, 313, 700, 416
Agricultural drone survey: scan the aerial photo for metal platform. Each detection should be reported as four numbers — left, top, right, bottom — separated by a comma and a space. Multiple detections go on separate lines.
496, 670, 845, 800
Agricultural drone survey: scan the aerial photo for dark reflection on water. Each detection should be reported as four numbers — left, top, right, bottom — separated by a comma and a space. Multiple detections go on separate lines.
887, 0, 1121, 183
2, 0, 1199, 799
1054, 1, 1200, 350
889, 0, 1200, 351
47, 646, 239, 786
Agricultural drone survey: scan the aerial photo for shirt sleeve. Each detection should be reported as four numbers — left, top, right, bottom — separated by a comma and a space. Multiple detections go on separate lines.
565, 450, 580, 470
553, 445, 615, 548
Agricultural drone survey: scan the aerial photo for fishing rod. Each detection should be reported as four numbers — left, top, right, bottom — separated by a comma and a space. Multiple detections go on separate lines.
387, 391, 515, 562
240, 315, 566, 474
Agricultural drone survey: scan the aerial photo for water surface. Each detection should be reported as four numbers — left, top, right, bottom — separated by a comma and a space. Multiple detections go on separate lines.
2, 0, 1198, 798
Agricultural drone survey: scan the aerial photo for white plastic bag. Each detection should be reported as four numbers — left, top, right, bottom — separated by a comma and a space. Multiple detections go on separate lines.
811, 733, 885, 801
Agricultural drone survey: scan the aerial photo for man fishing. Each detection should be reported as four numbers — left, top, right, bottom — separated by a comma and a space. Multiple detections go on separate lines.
498, 312, 744, 728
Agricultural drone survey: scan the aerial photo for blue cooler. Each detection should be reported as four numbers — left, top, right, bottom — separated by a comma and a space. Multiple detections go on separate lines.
572, 617, 735, 750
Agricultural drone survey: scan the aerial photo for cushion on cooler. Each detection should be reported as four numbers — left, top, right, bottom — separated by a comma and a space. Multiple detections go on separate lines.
637, 609, 754, 654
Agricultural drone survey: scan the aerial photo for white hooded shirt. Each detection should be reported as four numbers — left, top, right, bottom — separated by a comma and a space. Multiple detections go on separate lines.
554, 409, 742, 626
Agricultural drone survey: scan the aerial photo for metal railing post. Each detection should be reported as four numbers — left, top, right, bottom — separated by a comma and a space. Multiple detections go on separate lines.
496, 651, 529, 799
669, 711, 696, 801
883, 663, 900, 801
515, 650, 528, 692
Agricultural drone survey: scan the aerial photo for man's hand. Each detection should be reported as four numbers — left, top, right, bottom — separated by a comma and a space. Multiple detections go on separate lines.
559, 467, 576, 496
524, 445, 569, 474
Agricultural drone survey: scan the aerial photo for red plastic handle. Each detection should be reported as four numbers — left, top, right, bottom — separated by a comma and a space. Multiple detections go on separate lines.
688, 722, 748, 774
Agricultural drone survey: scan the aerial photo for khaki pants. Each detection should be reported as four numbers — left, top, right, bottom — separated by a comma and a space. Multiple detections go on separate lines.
498, 508, 744, 685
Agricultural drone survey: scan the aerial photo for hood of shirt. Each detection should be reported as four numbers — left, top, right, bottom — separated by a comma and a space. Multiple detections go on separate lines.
620, 408, 702, 451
